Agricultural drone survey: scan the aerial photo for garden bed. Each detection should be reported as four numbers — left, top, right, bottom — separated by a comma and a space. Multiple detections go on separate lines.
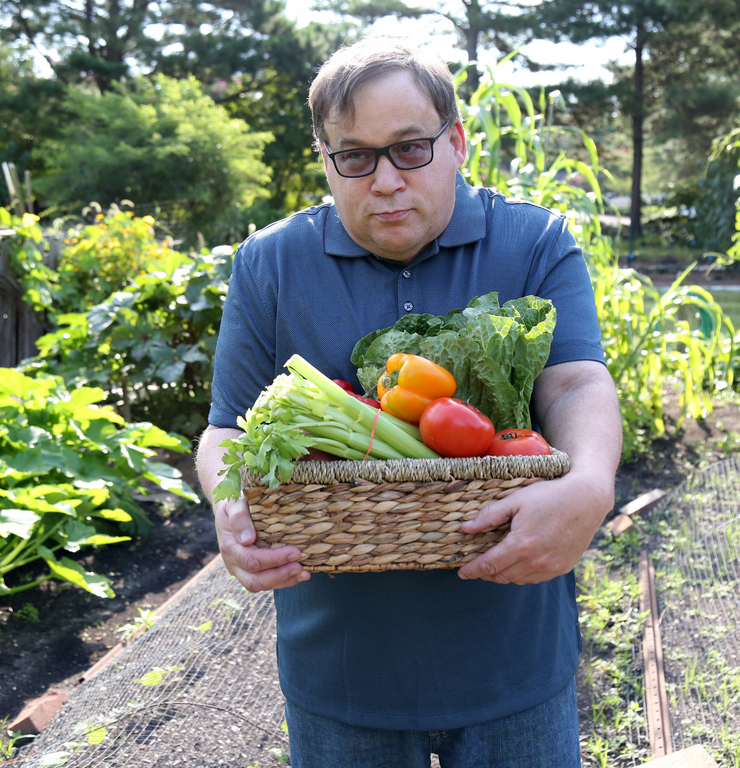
1, 394, 740, 764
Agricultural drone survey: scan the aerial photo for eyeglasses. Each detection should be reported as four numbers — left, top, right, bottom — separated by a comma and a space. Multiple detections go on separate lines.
323, 120, 451, 178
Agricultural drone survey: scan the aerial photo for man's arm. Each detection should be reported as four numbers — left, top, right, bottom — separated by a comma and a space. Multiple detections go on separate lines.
457, 360, 622, 584
196, 424, 310, 592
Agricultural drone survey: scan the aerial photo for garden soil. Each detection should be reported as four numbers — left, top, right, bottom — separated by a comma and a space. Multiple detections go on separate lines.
2, 266, 740, 761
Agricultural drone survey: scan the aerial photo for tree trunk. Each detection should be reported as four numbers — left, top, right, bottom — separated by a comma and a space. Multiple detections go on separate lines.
630, 21, 645, 244
464, 26, 480, 95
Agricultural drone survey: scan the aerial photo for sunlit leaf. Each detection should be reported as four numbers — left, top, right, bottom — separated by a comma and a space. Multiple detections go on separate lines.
0, 509, 40, 539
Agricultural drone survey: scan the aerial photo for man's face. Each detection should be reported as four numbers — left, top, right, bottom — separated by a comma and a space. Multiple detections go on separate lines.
321, 70, 466, 264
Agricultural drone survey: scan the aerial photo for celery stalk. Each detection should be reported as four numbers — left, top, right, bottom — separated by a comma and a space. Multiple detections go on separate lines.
214, 356, 440, 498
292, 415, 405, 461
309, 438, 367, 462
285, 355, 439, 460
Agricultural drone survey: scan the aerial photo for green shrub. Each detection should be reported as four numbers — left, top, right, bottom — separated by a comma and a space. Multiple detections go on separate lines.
0, 368, 198, 596
5, 205, 233, 436
31, 74, 272, 247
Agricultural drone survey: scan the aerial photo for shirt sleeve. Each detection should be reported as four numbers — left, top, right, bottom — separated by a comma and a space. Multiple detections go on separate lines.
525, 213, 605, 367
208, 239, 278, 429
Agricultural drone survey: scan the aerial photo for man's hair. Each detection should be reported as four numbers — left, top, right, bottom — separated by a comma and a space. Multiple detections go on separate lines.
308, 37, 462, 149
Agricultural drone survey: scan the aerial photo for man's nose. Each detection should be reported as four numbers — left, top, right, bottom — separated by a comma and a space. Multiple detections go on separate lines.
371, 155, 406, 194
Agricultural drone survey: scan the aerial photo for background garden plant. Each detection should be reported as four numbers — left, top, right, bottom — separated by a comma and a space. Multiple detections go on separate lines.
6, 206, 233, 436
0, 367, 198, 596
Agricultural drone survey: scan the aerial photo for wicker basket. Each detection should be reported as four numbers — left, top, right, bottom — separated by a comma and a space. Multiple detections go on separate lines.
241, 450, 569, 572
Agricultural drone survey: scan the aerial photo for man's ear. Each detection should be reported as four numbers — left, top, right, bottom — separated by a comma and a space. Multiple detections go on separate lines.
317, 141, 328, 170
452, 120, 467, 167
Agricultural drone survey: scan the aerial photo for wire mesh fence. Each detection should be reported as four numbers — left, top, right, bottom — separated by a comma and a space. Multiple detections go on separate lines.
651, 455, 740, 765
11, 560, 287, 768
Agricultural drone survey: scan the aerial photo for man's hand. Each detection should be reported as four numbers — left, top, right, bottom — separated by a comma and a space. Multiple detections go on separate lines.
197, 424, 311, 592
214, 495, 310, 592
458, 359, 622, 586
457, 469, 610, 584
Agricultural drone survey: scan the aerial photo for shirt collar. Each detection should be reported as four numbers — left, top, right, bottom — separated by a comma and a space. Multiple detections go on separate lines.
324, 172, 487, 258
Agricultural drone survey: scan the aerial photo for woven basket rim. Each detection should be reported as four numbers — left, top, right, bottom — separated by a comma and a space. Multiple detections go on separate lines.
241, 447, 569, 488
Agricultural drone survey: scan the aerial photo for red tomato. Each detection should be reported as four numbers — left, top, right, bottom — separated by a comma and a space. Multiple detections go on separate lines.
332, 379, 355, 393
486, 429, 551, 456
350, 393, 382, 409
419, 398, 495, 458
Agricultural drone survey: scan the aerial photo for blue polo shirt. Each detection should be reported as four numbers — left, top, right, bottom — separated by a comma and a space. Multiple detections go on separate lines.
209, 174, 605, 730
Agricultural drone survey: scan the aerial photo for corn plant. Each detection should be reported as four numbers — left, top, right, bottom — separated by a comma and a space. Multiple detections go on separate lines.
460, 66, 738, 460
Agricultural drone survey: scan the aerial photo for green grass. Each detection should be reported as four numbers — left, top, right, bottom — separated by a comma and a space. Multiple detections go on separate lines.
613, 242, 707, 264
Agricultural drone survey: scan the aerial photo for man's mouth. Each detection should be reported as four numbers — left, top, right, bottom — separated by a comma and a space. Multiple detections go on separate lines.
375, 209, 411, 221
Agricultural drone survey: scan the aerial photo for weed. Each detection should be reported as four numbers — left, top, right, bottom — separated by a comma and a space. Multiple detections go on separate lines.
603, 527, 643, 567
268, 746, 289, 764
15, 603, 40, 623
114, 607, 159, 643
0, 716, 22, 759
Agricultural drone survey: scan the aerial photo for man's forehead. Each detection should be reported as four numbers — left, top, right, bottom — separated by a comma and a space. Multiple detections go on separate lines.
324, 70, 439, 147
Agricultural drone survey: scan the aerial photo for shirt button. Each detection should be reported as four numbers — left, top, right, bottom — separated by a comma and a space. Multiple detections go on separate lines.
403, 302, 414, 312
402, 270, 411, 279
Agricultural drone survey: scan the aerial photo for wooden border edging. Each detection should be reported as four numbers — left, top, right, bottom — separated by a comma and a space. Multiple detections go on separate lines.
640, 548, 672, 758
79, 554, 224, 683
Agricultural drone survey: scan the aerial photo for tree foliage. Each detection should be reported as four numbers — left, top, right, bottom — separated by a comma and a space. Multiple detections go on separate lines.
0, 0, 264, 92
156, 12, 346, 225
0, 0, 335, 223
31, 75, 272, 245
314, 0, 543, 93
536, 0, 681, 240
0, 42, 66, 201
536, 0, 740, 240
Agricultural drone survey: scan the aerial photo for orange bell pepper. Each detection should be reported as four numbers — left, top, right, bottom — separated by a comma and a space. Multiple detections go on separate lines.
377, 353, 456, 423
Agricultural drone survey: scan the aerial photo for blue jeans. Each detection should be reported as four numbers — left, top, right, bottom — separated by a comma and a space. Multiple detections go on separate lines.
284, 678, 581, 768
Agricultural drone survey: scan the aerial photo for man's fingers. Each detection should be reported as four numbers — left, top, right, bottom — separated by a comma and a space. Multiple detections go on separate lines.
460, 497, 516, 535
228, 560, 311, 593
220, 496, 256, 545
239, 543, 304, 574
214, 497, 306, 591
458, 534, 520, 581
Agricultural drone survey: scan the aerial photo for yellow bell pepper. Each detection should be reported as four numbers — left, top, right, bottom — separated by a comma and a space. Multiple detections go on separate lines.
377, 353, 456, 423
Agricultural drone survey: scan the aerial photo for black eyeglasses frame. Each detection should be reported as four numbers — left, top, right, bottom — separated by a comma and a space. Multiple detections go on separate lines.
322, 120, 452, 179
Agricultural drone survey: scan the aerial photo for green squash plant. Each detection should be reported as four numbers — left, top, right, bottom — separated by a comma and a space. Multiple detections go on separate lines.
460, 66, 737, 460
0, 368, 198, 596
26, 244, 231, 436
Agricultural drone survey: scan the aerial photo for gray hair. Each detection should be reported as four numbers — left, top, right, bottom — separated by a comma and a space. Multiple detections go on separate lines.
308, 37, 463, 149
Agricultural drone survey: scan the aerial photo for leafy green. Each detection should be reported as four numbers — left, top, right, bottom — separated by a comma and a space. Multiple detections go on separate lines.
8, 209, 234, 438
0, 369, 199, 596
350, 292, 556, 430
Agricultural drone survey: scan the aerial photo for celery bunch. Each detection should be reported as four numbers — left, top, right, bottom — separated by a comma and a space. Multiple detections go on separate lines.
214, 355, 439, 499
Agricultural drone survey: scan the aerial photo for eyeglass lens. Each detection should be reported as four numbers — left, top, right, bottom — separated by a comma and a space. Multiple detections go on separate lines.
334, 139, 433, 177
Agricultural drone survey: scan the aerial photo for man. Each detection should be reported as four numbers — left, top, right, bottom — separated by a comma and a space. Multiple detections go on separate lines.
197, 37, 622, 767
